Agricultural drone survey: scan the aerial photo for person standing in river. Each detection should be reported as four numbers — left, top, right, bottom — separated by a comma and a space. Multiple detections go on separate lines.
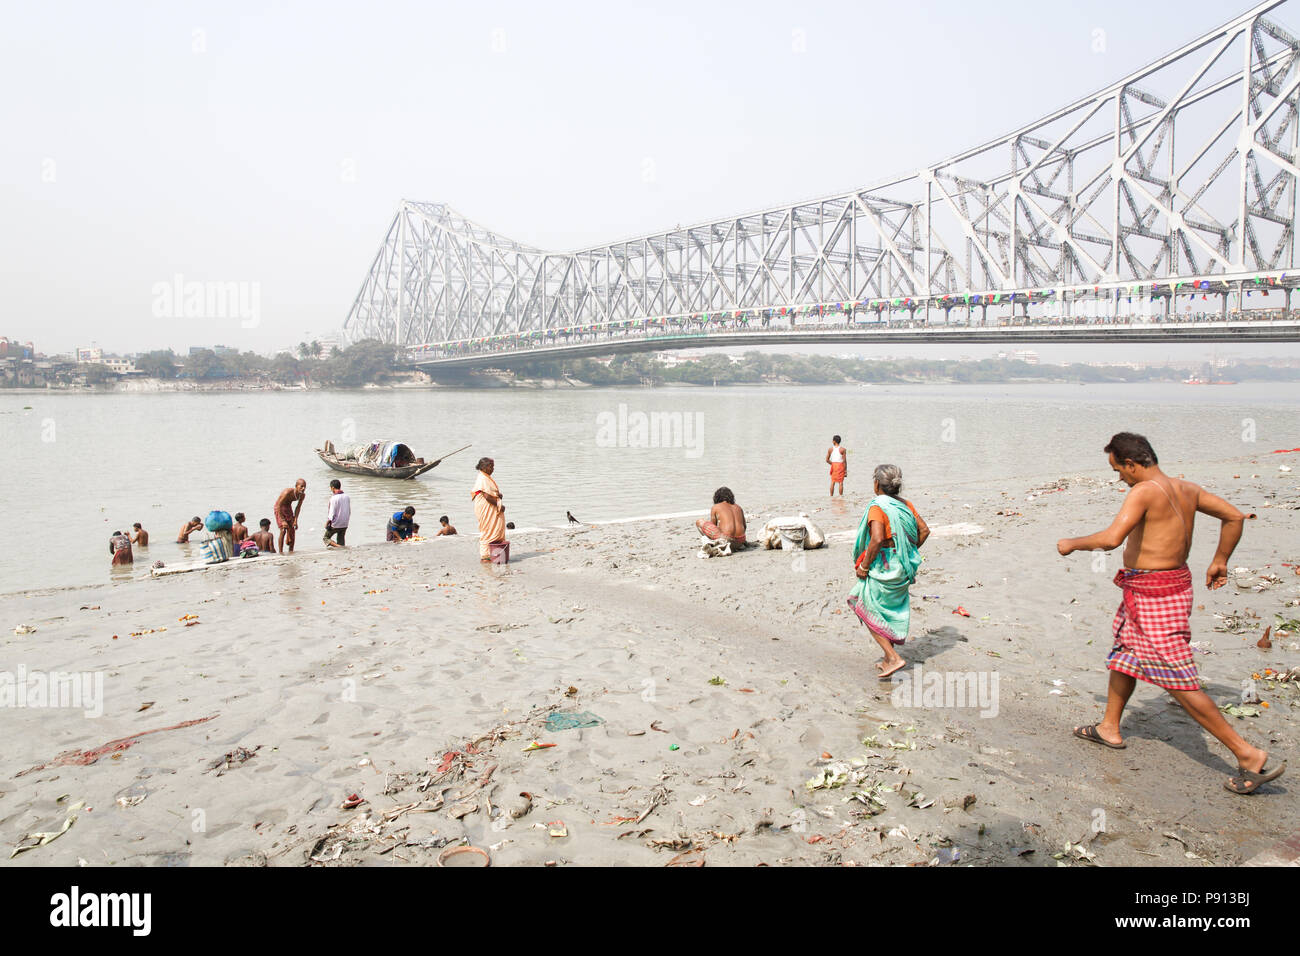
274, 479, 306, 554
1057, 431, 1284, 795
826, 435, 848, 496
472, 457, 506, 562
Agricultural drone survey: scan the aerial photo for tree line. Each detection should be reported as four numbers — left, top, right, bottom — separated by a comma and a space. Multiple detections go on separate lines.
130, 340, 401, 387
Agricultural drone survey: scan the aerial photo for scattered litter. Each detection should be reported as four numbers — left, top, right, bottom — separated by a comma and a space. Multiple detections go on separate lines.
17, 715, 219, 776
437, 844, 489, 867
11, 801, 85, 858
340, 793, 367, 810
522, 741, 556, 752
205, 745, 261, 776
13, 625, 37, 635
543, 711, 603, 732
547, 821, 568, 838
952, 607, 972, 617
1220, 703, 1261, 718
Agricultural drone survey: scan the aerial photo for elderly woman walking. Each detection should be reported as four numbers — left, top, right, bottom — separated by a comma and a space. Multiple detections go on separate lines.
849, 464, 930, 679
472, 457, 506, 562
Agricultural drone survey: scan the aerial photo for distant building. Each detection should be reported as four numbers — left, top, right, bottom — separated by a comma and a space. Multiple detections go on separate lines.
76, 347, 103, 363
997, 350, 1040, 365
653, 350, 702, 367
0, 337, 35, 359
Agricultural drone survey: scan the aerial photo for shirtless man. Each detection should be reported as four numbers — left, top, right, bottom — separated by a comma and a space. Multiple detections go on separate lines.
251, 518, 275, 553
1057, 431, 1283, 795
826, 435, 848, 496
176, 516, 203, 543
695, 487, 746, 547
436, 515, 457, 536
130, 523, 149, 547
232, 512, 248, 546
274, 479, 307, 554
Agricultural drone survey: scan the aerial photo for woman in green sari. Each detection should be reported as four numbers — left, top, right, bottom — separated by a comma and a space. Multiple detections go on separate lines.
849, 464, 930, 679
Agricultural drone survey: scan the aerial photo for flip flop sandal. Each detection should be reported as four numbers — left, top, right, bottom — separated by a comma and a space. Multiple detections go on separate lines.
1073, 724, 1126, 749
1224, 761, 1286, 795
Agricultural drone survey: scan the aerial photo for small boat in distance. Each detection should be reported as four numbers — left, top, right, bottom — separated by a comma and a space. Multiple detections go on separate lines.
316, 440, 471, 479
1182, 376, 1237, 385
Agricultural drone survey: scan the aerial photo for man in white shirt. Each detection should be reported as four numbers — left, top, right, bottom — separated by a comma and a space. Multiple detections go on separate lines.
324, 479, 351, 547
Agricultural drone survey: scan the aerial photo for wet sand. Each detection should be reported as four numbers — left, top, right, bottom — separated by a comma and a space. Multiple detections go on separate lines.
2, 451, 1298, 867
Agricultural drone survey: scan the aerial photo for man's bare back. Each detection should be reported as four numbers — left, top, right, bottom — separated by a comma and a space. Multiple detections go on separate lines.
711, 501, 745, 540
1058, 452, 1244, 589
1120, 477, 1196, 570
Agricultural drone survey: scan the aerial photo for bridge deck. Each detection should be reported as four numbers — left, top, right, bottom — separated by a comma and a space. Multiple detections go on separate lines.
408, 319, 1300, 369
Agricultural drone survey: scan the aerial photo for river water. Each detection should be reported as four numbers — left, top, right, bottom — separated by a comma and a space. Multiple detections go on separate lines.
1, 382, 1297, 594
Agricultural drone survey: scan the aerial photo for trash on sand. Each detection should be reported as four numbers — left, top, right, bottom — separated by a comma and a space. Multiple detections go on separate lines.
1220, 703, 1261, 718
17, 715, 219, 776
668, 744, 680, 751
1055, 841, 1097, 864
11, 801, 85, 858
708, 676, 727, 686
543, 711, 604, 732
506, 792, 534, 819
340, 793, 367, 810
448, 800, 479, 820
1257, 627, 1273, 649
547, 821, 568, 838
933, 847, 961, 865
952, 607, 972, 617
205, 745, 261, 775
522, 741, 556, 752
437, 844, 489, 867
13, 624, 37, 635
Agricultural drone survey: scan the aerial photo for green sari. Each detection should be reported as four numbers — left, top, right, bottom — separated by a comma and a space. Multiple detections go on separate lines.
849, 495, 921, 645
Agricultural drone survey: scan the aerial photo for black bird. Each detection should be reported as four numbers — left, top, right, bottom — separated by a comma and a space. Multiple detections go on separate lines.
506, 521, 515, 530
566, 511, 581, 526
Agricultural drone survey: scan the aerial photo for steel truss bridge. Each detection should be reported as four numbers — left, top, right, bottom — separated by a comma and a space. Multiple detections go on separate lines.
345, 1, 1300, 368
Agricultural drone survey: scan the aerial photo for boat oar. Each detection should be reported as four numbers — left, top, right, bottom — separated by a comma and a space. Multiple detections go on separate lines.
426, 444, 472, 468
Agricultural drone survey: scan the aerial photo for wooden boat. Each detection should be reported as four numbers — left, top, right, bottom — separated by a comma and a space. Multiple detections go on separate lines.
315, 440, 471, 480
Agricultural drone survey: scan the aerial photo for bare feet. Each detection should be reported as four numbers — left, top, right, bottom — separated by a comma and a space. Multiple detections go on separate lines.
878, 658, 906, 680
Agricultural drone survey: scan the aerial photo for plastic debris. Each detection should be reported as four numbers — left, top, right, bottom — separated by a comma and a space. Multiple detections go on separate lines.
11, 801, 85, 857
542, 711, 604, 732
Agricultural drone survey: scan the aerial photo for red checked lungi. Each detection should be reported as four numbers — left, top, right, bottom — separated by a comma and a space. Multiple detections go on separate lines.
1106, 565, 1198, 691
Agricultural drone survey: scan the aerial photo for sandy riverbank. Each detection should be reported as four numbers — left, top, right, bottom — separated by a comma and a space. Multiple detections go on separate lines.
2, 451, 1298, 867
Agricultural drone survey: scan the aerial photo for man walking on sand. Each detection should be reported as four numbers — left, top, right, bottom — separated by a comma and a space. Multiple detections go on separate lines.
1057, 431, 1285, 795
274, 479, 307, 554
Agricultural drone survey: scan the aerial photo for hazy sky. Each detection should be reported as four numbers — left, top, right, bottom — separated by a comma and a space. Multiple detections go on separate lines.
2, 0, 1296, 362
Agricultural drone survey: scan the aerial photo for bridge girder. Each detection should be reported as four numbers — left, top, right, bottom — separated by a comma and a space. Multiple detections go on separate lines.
344, 1, 1300, 350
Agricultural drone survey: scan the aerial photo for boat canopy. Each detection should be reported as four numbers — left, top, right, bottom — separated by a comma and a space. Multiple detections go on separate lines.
336, 441, 415, 468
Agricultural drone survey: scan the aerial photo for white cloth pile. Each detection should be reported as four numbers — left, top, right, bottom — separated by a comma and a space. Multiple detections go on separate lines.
760, 513, 826, 550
